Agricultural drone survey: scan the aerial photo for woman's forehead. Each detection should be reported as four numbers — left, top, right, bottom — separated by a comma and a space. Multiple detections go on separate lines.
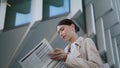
57, 25, 70, 31
57, 25, 63, 30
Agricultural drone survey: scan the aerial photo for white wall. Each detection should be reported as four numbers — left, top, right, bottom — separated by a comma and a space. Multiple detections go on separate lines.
67, 0, 83, 18
85, 3, 96, 37
0, 2, 6, 30
31, 0, 42, 24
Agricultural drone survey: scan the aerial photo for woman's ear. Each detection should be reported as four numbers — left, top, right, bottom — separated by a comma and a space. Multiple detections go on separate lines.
71, 24, 75, 31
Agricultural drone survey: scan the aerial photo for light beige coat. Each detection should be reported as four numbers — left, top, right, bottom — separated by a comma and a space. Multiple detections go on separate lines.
64, 37, 103, 68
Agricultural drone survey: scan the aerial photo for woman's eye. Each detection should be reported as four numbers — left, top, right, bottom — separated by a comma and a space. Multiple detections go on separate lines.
58, 27, 65, 34
61, 27, 64, 31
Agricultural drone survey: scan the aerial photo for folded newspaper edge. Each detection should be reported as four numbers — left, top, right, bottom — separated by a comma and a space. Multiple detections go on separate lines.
19, 38, 68, 68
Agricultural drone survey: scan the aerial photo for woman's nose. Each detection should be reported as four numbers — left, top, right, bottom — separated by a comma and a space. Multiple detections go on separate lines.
60, 32, 64, 37
60, 32, 63, 36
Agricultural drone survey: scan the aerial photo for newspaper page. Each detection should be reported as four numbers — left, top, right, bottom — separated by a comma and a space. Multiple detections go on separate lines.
19, 38, 69, 68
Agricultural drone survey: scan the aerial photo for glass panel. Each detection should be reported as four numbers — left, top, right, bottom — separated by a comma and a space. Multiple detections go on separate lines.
4, 0, 32, 30
49, 0, 69, 17
43, 0, 70, 19
15, 12, 31, 26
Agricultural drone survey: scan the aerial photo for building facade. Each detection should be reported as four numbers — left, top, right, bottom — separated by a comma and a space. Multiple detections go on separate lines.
0, 0, 120, 68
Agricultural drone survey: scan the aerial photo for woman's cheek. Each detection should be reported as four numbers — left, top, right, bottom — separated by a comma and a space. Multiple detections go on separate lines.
65, 32, 70, 40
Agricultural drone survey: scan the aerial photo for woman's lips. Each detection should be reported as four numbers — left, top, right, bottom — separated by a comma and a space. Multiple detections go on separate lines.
63, 35, 66, 39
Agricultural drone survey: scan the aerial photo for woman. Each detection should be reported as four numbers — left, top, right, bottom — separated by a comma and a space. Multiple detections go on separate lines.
48, 19, 103, 68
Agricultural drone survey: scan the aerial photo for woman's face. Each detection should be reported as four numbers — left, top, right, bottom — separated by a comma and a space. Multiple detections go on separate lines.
57, 24, 75, 41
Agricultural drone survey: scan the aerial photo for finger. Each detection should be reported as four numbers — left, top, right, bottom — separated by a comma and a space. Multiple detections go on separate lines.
51, 54, 62, 60
49, 51, 62, 56
54, 48, 62, 52
48, 52, 54, 55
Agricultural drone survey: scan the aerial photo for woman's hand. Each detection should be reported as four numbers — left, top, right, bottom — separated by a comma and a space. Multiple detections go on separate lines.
48, 48, 67, 61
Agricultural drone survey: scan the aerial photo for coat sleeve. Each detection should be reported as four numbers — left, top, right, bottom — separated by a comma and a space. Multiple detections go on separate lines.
64, 38, 103, 68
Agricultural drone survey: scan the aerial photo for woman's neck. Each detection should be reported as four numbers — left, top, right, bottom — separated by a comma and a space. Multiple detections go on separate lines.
69, 34, 78, 44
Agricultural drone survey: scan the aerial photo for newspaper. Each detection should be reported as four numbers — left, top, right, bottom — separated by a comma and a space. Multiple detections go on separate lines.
19, 38, 68, 68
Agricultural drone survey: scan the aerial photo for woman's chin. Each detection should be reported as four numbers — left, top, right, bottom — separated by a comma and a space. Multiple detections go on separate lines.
63, 38, 69, 41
